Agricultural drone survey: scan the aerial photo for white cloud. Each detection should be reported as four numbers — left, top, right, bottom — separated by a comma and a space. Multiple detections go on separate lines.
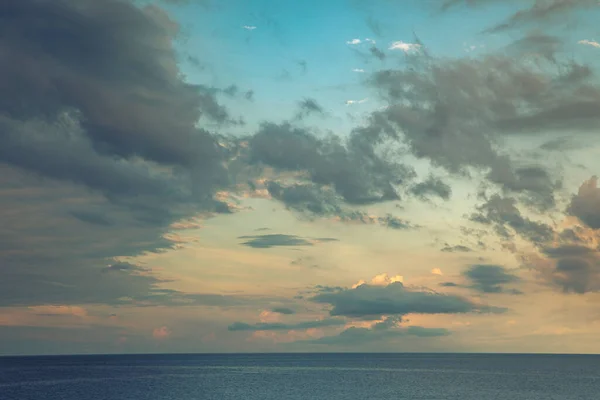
431, 268, 443, 276
243, 25, 257, 30
345, 98, 368, 105
352, 68, 365, 73
353, 273, 404, 288
389, 41, 421, 53
578, 39, 600, 48
347, 38, 362, 45
371, 273, 404, 286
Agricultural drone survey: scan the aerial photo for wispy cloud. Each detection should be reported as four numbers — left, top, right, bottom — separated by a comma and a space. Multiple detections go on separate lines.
389, 41, 421, 52
578, 39, 600, 48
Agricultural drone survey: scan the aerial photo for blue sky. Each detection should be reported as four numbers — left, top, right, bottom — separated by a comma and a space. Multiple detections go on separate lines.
167, 0, 521, 132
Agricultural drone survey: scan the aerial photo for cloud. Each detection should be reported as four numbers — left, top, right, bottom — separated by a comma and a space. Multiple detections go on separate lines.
578, 39, 600, 48
470, 194, 553, 246
243, 25, 257, 30
153, 326, 171, 339
503, 32, 563, 62
305, 324, 450, 346
353, 273, 404, 288
228, 318, 346, 331
389, 41, 421, 53
296, 98, 326, 118
104, 262, 148, 273
345, 98, 369, 105
431, 268, 443, 276
369, 46, 386, 60
462, 264, 522, 294
238, 234, 338, 249
312, 281, 506, 319
265, 180, 417, 230
368, 50, 595, 209
535, 245, 600, 294
440, 282, 459, 287
410, 176, 452, 200
247, 123, 414, 205
567, 176, 600, 229
271, 307, 296, 315
442, 0, 598, 33
347, 39, 362, 45
0, 0, 236, 307
441, 245, 472, 253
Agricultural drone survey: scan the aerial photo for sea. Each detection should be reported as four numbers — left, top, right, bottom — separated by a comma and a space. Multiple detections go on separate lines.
1, 353, 599, 399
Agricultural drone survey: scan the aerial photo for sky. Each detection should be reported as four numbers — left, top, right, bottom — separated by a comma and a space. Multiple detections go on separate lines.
1, 0, 600, 355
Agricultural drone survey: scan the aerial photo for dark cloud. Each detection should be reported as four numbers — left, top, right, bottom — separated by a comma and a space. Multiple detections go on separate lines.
69, 210, 114, 227
369, 46, 386, 61
470, 194, 553, 246
313, 285, 345, 294
441, 0, 597, 33
296, 98, 326, 118
0, 0, 227, 168
248, 122, 413, 205
506, 32, 562, 61
104, 262, 148, 273
311, 282, 506, 319
441, 245, 472, 253
305, 325, 450, 346
463, 264, 522, 294
228, 318, 346, 331
377, 214, 416, 230
271, 307, 296, 315
0, 0, 235, 307
410, 176, 452, 200
238, 234, 338, 249
266, 181, 417, 230
368, 49, 596, 209
0, 0, 234, 222
535, 245, 600, 294
440, 282, 459, 287
567, 176, 600, 229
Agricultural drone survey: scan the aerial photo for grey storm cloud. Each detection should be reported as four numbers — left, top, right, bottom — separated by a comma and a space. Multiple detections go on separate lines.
311, 282, 506, 319
266, 181, 416, 230
567, 176, 600, 230
228, 318, 346, 331
463, 264, 523, 294
0, 0, 238, 307
368, 48, 596, 209
248, 122, 413, 205
0, 0, 235, 222
470, 194, 554, 246
410, 176, 452, 201
238, 234, 338, 249
536, 245, 600, 294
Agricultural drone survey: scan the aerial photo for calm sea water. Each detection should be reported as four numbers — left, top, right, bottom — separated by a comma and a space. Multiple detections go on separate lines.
1, 353, 599, 399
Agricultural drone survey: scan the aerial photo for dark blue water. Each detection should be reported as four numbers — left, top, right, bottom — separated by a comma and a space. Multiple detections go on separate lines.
1, 353, 599, 399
